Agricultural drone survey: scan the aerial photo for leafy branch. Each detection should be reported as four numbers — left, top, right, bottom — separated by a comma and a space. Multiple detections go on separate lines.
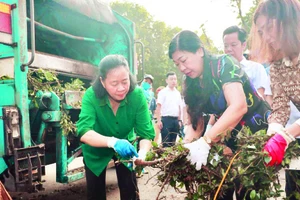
28, 69, 85, 135
145, 127, 300, 200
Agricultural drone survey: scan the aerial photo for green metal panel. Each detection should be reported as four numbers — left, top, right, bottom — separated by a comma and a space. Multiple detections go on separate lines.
0, 158, 8, 174
13, 0, 31, 147
66, 171, 85, 183
1, 0, 12, 4
0, 107, 5, 156
55, 126, 68, 183
0, 80, 15, 105
0, 44, 14, 58
28, 0, 134, 67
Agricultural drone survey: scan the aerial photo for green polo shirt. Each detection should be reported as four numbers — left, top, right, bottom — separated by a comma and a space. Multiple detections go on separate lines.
76, 86, 155, 176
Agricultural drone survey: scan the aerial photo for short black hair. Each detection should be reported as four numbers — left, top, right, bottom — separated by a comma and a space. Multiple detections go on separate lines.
223, 26, 247, 43
166, 72, 176, 78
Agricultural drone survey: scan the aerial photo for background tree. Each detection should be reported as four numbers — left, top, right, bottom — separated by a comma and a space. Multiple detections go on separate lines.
110, 1, 219, 92
230, 0, 259, 33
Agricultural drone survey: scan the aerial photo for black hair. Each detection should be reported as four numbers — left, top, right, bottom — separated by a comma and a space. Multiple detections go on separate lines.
166, 71, 176, 78
223, 25, 247, 43
92, 54, 136, 99
168, 30, 214, 130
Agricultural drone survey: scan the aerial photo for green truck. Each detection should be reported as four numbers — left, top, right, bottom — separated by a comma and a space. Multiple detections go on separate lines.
0, 0, 139, 192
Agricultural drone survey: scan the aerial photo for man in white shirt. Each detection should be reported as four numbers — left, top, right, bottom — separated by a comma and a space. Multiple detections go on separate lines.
156, 72, 182, 147
223, 25, 272, 106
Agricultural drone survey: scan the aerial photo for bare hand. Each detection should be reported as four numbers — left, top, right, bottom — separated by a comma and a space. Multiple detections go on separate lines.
156, 120, 163, 130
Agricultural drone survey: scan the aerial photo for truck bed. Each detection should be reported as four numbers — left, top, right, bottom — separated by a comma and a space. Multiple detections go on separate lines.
29, 51, 97, 80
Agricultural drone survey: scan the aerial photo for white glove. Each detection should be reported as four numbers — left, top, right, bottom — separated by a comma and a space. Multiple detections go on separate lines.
267, 123, 285, 136
184, 137, 211, 170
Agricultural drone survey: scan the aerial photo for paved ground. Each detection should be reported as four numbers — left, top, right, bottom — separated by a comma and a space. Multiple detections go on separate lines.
9, 157, 185, 200
8, 156, 288, 200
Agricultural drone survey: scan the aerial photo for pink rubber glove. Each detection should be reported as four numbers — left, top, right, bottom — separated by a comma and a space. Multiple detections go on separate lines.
263, 133, 287, 166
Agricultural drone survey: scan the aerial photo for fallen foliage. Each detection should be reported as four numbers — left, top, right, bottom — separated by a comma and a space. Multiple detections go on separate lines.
144, 128, 300, 200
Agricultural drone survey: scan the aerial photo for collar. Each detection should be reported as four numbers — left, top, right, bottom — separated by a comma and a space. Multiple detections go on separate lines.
166, 85, 177, 91
240, 56, 248, 67
278, 53, 300, 67
282, 57, 293, 67
99, 95, 128, 107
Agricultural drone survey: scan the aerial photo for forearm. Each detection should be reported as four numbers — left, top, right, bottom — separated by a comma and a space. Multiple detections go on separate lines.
286, 120, 300, 138
80, 130, 110, 147
139, 139, 152, 152
206, 105, 246, 143
178, 107, 182, 121
155, 104, 162, 121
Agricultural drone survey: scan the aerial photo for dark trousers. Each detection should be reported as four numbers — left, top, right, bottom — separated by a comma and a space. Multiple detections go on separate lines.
286, 170, 300, 200
85, 160, 139, 200
161, 116, 179, 148
285, 138, 300, 200
216, 179, 250, 200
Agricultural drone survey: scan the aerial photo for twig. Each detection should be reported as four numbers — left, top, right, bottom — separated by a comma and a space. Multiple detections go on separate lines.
156, 172, 172, 200
145, 169, 161, 184
202, 166, 223, 179
213, 151, 241, 200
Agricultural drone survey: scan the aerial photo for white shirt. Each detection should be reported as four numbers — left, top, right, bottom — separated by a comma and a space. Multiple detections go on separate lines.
157, 86, 181, 117
240, 57, 272, 95
286, 102, 300, 139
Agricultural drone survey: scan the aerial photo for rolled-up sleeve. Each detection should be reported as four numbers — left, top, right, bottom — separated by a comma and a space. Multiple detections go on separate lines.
219, 55, 244, 85
76, 89, 97, 139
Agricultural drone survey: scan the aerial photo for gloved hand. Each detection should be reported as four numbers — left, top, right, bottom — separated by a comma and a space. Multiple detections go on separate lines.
184, 137, 211, 170
264, 133, 288, 166
265, 123, 296, 166
107, 137, 138, 158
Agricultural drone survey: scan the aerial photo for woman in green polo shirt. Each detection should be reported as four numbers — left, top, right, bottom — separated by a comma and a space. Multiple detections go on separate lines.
76, 54, 155, 200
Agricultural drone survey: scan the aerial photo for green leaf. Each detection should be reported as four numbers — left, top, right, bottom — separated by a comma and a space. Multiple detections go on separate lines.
250, 190, 256, 199
44, 71, 54, 81
151, 141, 158, 148
264, 156, 271, 164
256, 193, 260, 199
247, 145, 256, 150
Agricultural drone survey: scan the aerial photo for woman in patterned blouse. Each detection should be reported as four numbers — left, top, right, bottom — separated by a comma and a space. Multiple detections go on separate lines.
250, 0, 300, 198
168, 30, 271, 200
250, 0, 300, 166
